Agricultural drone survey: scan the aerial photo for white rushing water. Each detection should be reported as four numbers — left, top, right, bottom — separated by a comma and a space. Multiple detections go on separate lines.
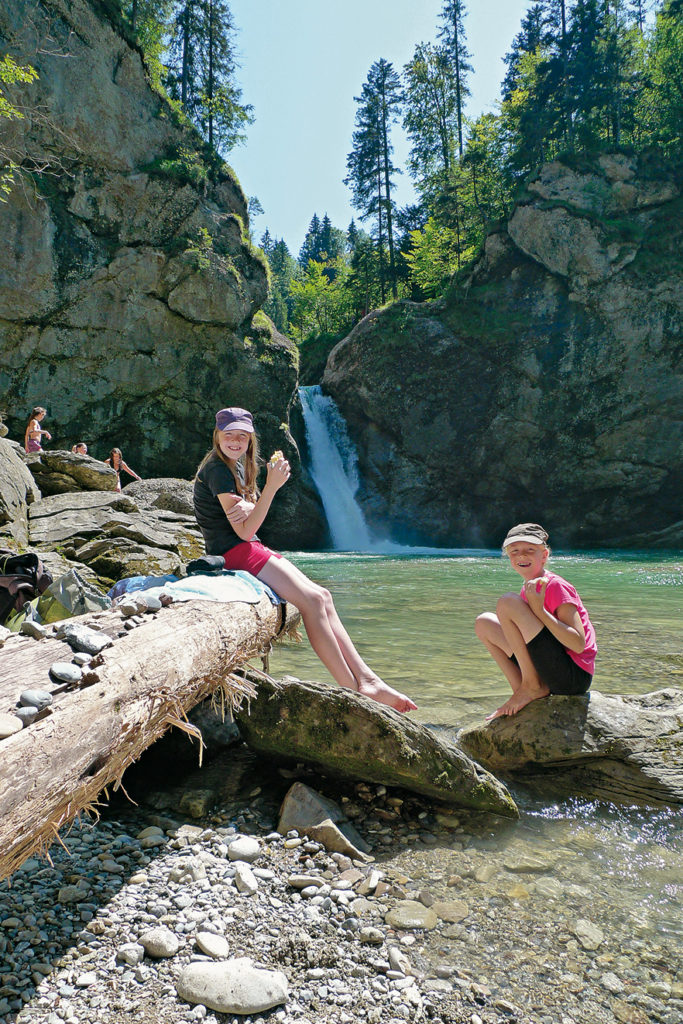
298, 385, 374, 551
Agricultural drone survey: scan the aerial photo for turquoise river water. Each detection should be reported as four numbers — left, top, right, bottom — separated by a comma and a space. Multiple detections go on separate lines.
269, 550, 682, 955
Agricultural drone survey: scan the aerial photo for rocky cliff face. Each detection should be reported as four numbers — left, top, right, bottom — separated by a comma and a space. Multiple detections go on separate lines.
324, 155, 682, 549
0, 0, 324, 548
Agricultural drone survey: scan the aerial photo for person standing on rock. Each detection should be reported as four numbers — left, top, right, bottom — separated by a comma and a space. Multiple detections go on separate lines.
24, 407, 51, 453
105, 447, 141, 491
475, 523, 596, 720
193, 406, 417, 713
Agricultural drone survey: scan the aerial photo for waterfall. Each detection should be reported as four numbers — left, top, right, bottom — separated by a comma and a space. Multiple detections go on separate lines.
299, 385, 373, 551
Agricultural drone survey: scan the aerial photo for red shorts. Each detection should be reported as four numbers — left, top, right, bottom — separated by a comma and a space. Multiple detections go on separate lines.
222, 541, 281, 575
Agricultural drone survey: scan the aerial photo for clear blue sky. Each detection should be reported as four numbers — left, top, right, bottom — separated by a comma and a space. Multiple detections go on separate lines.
228, 1, 535, 255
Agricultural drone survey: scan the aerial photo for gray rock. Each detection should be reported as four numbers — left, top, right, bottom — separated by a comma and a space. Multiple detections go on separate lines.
23, 450, 118, 495
176, 958, 288, 1014
233, 862, 258, 895
236, 678, 517, 817
431, 900, 469, 923
459, 688, 683, 807
277, 782, 347, 834
49, 663, 82, 684
572, 919, 604, 950
384, 901, 439, 931
116, 942, 145, 966
0, 438, 40, 547
14, 707, 39, 727
227, 837, 261, 863
139, 926, 180, 958
19, 689, 53, 710
19, 620, 48, 640
56, 623, 113, 655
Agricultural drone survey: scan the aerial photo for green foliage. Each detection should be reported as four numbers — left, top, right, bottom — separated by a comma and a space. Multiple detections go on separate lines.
144, 143, 210, 187
184, 225, 214, 270
0, 55, 39, 201
404, 217, 468, 297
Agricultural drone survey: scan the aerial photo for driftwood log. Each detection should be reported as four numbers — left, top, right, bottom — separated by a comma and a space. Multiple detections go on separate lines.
0, 596, 297, 880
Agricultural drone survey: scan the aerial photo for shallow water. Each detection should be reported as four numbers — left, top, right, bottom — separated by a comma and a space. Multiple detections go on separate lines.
269, 550, 683, 950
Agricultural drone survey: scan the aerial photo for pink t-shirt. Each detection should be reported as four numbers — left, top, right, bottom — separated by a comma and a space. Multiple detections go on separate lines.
521, 571, 597, 675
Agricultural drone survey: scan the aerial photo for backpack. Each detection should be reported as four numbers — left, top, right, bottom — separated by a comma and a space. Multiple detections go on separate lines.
0, 549, 53, 626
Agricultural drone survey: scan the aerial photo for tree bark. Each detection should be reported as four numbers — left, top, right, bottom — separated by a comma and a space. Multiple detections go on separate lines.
0, 596, 297, 880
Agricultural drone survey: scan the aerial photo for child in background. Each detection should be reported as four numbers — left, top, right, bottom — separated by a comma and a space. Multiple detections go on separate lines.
24, 407, 51, 453
71, 442, 88, 455
105, 448, 141, 491
475, 523, 596, 720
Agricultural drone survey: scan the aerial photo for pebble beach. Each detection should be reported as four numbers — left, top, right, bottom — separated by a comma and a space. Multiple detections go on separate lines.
1, 758, 681, 1024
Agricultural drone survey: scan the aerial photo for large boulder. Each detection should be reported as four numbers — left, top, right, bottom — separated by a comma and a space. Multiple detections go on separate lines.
27, 489, 204, 582
0, 438, 41, 546
23, 450, 118, 494
235, 674, 518, 817
458, 689, 683, 807
323, 157, 682, 549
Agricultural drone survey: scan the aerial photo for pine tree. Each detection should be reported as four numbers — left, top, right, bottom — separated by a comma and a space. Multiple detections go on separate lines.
299, 213, 323, 265
345, 59, 403, 301
437, 0, 472, 157
165, 1, 252, 153
403, 41, 459, 205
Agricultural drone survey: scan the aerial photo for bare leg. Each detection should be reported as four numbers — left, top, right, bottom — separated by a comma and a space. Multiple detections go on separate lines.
476, 595, 549, 720
257, 557, 417, 712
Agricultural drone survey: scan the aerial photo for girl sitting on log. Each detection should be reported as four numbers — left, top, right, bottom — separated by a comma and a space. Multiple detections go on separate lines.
475, 522, 597, 720
193, 406, 417, 713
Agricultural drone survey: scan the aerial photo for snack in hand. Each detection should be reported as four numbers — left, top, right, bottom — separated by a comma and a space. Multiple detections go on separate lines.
268, 449, 284, 468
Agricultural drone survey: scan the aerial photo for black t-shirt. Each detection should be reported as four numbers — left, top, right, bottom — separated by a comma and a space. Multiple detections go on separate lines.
193, 455, 251, 555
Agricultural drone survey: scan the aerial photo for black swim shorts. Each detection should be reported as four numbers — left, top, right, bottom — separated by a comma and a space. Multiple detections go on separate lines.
512, 627, 592, 695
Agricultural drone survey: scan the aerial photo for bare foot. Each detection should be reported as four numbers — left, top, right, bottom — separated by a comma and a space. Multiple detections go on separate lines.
485, 683, 550, 721
356, 675, 418, 713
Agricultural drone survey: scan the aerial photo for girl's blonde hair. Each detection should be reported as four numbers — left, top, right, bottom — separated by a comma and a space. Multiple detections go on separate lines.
196, 428, 261, 501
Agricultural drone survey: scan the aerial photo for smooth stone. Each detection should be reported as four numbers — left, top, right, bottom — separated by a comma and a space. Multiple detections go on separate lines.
14, 707, 39, 726
432, 900, 469, 923
0, 713, 23, 738
176, 958, 288, 1014
287, 875, 325, 890
474, 864, 497, 883
49, 662, 82, 684
227, 837, 261, 863
75, 972, 97, 987
359, 927, 385, 945
602, 972, 625, 994
535, 877, 565, 899
572, 919, 604, 950
384, 901, 438, 931
19, 689, 53, 710
139, 926, 180, 958
196, 932, 230, 959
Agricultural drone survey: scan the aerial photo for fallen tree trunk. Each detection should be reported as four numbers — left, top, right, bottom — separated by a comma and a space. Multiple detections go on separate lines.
0, 597, 297, 880
235, 671, 518, 818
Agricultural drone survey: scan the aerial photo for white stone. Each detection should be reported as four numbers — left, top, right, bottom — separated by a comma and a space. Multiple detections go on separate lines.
139, 926, 180, 958
234, 862, 258, 895
196, 931, 230, 959
116, 942, 145, 966
227, 837, 261, 863
176, 958, 288, 1014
